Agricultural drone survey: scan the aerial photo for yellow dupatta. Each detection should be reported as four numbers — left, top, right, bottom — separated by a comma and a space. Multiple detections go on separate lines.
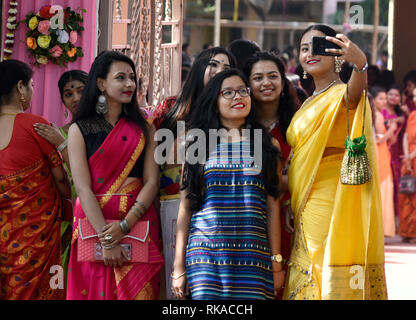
286, 84, 387, 300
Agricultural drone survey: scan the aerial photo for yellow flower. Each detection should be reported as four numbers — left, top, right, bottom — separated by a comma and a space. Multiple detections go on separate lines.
37, 35, 51, 49
28, 16, 39, 30
26, 37, 37, 50
36, 55, 48, 65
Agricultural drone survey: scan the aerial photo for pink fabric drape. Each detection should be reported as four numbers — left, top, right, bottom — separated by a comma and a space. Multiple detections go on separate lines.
2, 0, 96, 126
67, 118, 164, 299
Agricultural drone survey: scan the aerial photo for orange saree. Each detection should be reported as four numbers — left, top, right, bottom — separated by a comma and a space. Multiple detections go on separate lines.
398, 111, 416, 239
375, 111, 395, 237
0, 113, 65, 300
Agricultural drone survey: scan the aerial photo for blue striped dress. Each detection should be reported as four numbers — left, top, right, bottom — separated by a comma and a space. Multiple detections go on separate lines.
185, 140, 274, 300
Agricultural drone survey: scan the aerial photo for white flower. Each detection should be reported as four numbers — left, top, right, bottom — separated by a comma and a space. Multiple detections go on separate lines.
10, 2, 18, 7
6, 23, 17, 30
4, 48, 13, 54
5, 39, 14, 45
8, 8, 18, 15
56, 30, 69, 44
6, 33, 15, 39
7, 16, 17, 23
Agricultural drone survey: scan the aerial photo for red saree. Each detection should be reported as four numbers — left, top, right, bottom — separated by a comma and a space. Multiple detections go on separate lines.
67, 117, 164, 300
398, 111, 416, 239
270, 123, 292, 300
0, 113, 65, 300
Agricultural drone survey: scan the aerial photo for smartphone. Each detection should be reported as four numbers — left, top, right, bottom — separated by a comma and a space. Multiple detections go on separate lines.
94, 243, 132, 261
312, 36, 342, 56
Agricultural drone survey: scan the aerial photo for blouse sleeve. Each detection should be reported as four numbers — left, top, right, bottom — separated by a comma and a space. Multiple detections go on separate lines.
28, 115, 63, 168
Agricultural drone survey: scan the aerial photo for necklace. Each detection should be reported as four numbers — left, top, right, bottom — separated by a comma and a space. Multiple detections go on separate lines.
0, 112, 20, 116
312, 79, 338, 97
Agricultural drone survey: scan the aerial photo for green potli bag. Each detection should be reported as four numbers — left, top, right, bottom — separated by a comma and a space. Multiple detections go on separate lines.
340, 86, 372, 185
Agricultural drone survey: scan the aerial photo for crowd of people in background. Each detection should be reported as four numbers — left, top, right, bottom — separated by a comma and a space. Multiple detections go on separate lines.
1, 23, 415, 301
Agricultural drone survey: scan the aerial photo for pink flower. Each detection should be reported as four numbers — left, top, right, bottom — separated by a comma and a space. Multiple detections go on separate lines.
38, 20, 51, 35
50, 45, 63, 58
69, 31, 78, 45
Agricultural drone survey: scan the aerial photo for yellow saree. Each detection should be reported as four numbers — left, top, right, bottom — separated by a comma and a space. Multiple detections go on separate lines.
283, 84, 387, 300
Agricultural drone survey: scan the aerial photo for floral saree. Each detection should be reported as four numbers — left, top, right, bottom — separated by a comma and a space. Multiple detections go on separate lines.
283, 84, 387, 300
67, 117, 164, 300
0, 113, 65, 300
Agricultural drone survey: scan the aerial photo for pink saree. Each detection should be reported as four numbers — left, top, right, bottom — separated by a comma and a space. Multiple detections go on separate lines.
67, 118, 164, 300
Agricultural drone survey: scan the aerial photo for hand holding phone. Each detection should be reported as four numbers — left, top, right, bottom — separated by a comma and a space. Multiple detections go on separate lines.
312, 36, 342, 57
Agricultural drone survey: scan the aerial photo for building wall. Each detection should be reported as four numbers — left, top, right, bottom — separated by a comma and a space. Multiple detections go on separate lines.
112, 0, 129, 48
393, 0, 416, 85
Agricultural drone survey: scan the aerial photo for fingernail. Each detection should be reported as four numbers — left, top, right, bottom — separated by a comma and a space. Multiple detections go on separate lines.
325, 49, 329, 52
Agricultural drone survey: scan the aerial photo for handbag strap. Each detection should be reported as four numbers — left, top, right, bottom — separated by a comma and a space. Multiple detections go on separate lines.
346, 84, 367, 139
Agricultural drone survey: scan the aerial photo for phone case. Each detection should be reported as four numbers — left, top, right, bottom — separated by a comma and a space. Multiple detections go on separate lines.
312, 36, 342, 56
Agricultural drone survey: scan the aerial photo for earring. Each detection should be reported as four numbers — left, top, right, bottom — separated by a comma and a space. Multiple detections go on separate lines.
20, 93, 26, 104
95, 92, 108, 115
303, 71, 308, 79
64, 108, 69, 119
335, 57, 344, 73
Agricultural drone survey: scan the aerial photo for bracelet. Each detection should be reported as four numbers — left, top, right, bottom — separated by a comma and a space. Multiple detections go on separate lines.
57, 139, 68, 152
135, 200, 147, 213
171, 271, 186, 280
119, 219, 130, 235
353, 61, 368, 73
131, 204, 145, 220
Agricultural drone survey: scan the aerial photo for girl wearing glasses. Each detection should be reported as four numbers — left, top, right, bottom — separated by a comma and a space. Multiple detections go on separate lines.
153, 47, 235, 299
171, 69, 284, 300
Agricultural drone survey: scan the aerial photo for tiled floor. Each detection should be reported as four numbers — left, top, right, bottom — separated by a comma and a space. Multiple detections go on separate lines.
384, 235, 416, 300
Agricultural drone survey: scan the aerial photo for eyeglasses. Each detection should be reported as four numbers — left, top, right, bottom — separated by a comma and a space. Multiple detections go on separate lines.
220, 87, 251, 99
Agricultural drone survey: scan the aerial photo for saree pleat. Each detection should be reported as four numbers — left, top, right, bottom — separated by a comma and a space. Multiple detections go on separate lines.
283, 84, 387, 300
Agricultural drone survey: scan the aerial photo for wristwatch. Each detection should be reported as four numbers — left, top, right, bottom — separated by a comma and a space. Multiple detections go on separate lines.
271, 254, 283, 263
353, 61, 368, 73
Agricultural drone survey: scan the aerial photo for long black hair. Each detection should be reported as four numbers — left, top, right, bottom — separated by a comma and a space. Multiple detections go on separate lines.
244, 51, 300, 140
0, 59, 33, 106
58, 70, 88, 102
228, 39, 261, 71
73, 51, 148, 136
161, 47, 236, 136
182, 68, 280, 213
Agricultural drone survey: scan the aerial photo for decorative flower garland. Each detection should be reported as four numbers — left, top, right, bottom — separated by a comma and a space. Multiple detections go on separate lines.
22, 5, 85, 67
3, 1, 19, 60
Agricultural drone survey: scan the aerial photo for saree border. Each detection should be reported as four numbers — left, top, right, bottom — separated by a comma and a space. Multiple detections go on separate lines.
99, 133, 145, 209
